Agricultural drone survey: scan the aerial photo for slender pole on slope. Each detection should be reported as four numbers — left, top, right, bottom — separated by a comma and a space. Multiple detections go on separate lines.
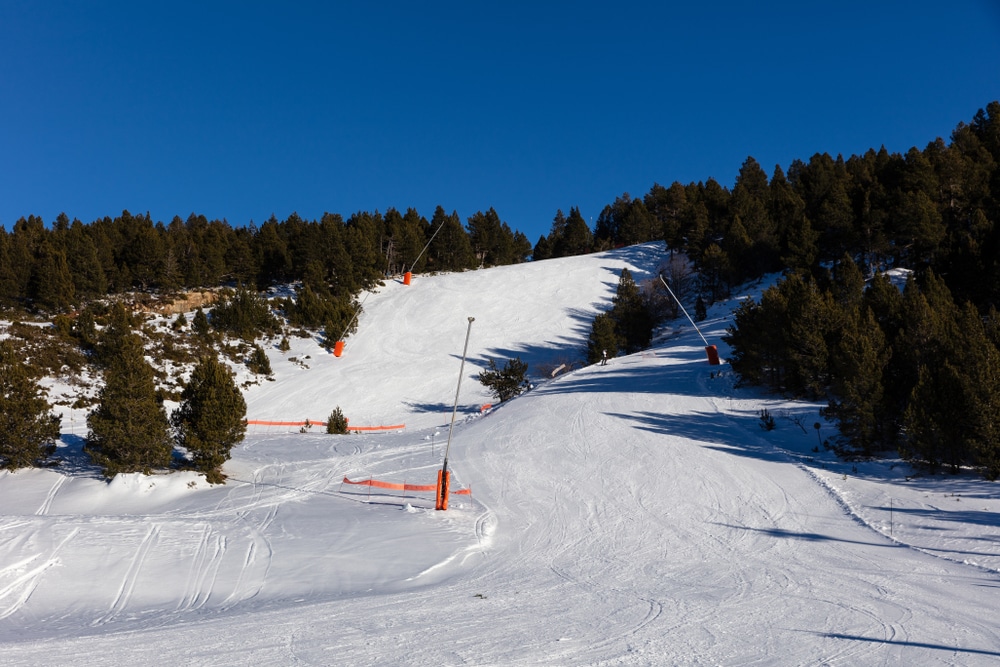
658, 273, 709, 347
337, 292, 370, 345
409, 219, 446, 274
439, 316, 475, 510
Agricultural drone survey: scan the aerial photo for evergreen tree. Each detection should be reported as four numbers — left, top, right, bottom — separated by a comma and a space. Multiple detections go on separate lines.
645, 182, 687, 250
326, 406, 349, 434
697, 243, 730, 305
825, 308, 889, 455
694, 296, 707, 322
561, 207, 593, 256
587, 312, 620, 364
247, 344, 272, 376
86, 334, 173, 477
478, 357, 531, 402
428, 207, 474, 271
94, 302, 140, 368
172, 355, 246, 483
611, 267, 655, 354
29, 239, 76, 312
532, 234, 553, 261
210, 285, 279, 340
0, 341, 61, 470
192, 307, 211, 337
830, 253, 865, 311
322, 297, 361, 348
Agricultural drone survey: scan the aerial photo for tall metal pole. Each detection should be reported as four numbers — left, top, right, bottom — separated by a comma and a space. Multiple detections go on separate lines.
658, 273, 710, 347
439, 317, 474, 509
337, 292, 370, 343
443, 317, 475, 473
409, 219, 446, 274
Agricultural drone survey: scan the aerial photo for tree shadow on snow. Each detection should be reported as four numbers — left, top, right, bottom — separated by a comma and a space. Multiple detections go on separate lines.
51, 434, 106, 480
711, 522, 894, 548
804, 632, 1000, 658
606, 409, 797, 467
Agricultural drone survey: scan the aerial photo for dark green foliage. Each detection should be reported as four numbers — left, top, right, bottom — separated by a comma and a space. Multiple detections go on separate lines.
467, 208, 515, 267
824, 307, 889, 456
29, 239, 75, 312
541, 207, 593, 259
192, 307, 211, 337
0, 340, 60, 470
758, 409, 776, 431
86, 334, 173, 477
71, 307, 99, 350
611, 268, 655, 354
725, 273, 835, 398
694, 296, 707, 322
594, 194, 658, 248
729, 258, 1000, 476
322, 298, 361, 348
478, 357, 531, 403
172, 355, 246, 484
246, 344, 272, 376
210, 286, 279, 340
326, 406, 349, 434
427, 207, 475, 271
586, 268, 657, 363
587, 312, 620, 365
93, 302, 140, 368
171, 312, 187, 331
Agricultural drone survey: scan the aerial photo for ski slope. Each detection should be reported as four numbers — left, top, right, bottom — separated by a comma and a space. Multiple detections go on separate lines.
1, 243, 999, 665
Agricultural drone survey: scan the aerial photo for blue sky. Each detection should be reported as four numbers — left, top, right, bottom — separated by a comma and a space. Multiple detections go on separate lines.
2, 1, 999, 243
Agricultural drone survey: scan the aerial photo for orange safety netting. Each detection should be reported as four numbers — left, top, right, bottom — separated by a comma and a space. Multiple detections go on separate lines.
341, 476, 472, 495
246, 420, 405, 432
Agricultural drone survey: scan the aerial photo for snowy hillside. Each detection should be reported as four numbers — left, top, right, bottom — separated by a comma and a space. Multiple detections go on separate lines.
1, 243, 999, 665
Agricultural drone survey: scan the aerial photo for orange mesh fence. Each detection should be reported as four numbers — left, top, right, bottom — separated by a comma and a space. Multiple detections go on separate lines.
341, 476, 472, 496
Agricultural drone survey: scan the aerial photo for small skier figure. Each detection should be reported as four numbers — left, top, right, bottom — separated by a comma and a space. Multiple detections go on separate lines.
601, 349, 608, 366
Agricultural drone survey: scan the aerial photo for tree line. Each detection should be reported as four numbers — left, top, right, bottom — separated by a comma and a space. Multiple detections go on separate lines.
715, 102, 1000, 477
539, 102, 1000, 318
3, 100, 999, 478
0, 205, 533, 316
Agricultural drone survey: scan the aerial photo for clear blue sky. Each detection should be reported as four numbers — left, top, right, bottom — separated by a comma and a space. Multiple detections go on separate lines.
2, 1, 999, 242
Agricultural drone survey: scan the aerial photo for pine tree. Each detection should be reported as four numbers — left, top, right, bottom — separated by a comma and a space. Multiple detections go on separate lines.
247, 344, 272, 376
29, 239, 76, 312
94, 302, 139, 368
694, 296, 707, 322
86, 334, 173, 477
561, 207, 593, 256
172, 356, 246, 483
0, 341, 60, 470
326, 406, 349, 434
478, 357, 531, 402
210, 285, 279, 340
825, 307, 889, 455
587, 312, 621, 364
192, 307, 211, 337
611, 268, 655, 354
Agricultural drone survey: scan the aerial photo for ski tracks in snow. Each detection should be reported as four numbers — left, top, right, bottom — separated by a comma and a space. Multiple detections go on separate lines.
35, 475, 66, 516
92, 525, 160, 627
0, 528, 79, 620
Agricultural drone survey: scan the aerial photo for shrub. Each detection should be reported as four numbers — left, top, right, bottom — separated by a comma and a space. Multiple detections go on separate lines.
246, 344, 272, 376
326, 406, 348, 434
478, 357, 531, 403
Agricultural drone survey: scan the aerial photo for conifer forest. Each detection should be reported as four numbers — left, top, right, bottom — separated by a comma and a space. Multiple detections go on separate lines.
2, 101, 999, 478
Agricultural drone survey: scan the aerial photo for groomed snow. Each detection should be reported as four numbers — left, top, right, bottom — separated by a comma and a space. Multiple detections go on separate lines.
1, 243, 998, 665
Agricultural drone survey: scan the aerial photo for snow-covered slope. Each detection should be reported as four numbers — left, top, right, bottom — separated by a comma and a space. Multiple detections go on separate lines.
1, 243, 999, 665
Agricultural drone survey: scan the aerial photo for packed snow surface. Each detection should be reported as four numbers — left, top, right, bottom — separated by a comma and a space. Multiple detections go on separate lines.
1, 243, 999, 665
